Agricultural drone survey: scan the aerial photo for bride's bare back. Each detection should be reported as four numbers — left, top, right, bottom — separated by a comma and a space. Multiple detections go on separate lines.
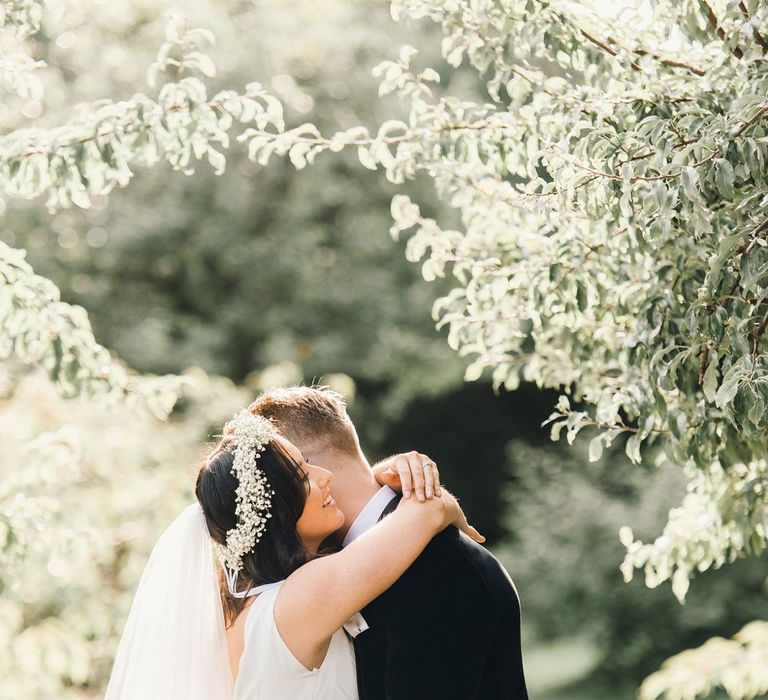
226, 599, 256, 682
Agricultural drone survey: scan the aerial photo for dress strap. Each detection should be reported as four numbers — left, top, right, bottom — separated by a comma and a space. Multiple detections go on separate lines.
223, 564, 284, 598
241, 580, 284, 598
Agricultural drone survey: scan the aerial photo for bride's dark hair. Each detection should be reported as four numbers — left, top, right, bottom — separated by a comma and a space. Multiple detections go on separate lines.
195, 436, 316, 628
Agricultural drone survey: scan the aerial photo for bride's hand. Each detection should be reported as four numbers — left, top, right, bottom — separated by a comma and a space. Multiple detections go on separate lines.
398, 487, 485, 543
372, 451, 441, 501
438, 489, 486, 544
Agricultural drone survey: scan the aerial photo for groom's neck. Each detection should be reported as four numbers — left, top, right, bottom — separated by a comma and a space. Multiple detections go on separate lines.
315, 448, 380, 539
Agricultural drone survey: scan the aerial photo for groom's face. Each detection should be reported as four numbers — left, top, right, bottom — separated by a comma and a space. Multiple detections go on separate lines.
288, 434, 340, 476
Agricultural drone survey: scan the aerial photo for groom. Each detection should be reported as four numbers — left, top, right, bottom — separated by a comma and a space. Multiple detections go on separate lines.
249, 386, 528, 700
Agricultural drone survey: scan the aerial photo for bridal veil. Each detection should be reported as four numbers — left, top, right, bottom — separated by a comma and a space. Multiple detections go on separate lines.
104, 502, 234, 699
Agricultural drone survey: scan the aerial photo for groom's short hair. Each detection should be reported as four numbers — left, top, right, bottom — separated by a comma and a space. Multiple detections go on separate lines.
248, 385, 359, 455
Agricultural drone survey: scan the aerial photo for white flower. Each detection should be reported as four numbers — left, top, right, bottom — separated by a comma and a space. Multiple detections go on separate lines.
213, 410, 277, 573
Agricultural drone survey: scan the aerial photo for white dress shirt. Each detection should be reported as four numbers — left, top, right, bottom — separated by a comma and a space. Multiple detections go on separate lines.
341, 485, 398, 547
337, 485, 397, 638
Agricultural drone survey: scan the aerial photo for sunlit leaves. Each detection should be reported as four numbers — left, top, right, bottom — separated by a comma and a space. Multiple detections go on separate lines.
638, 621, 768, 700
619, 456, 768, 615
0, 241, 187, 416
146, 14, 217, 88
369, 1, 768, 605
0, 370, 249, 698
0, 0, 45, 38
0, 17, 280, 211
0, 51, 45, 99
0, 0, 47, 101
4, 0, 768, 695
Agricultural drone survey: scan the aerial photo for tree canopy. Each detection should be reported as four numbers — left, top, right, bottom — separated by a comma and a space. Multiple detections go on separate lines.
2, 1, 768, 697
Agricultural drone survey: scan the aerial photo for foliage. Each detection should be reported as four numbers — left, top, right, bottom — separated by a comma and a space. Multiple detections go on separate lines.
495, 439, 768, 692
639, 621, 768, 700
0, 1, 46, 108
231, 1, 768, 693
3, 0, 768, 695
0, 368, 249, 699
1, 0, 466, 436
618, 457, 768, 603
0, 0, 45, 38
1, 14, 283, 211
234, 0, 768, 598
0, 7, 283, 414
0, 240, 184, 416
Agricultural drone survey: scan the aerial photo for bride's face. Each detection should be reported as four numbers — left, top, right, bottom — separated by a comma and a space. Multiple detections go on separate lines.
275, 436, 345, 551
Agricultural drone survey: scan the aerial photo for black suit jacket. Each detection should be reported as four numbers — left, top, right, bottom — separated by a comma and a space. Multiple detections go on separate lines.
352, 495, 528, 700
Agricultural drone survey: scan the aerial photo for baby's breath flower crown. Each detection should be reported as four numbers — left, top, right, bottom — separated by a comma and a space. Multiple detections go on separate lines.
211, 409, 278, 576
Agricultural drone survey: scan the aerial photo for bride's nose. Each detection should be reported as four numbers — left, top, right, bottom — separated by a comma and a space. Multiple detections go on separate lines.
316, 466, 333, 486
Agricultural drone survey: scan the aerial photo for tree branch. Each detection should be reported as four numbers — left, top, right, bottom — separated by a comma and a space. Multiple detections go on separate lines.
751, 306, 768, 356
698, 0, 744, 59
559, 102, 766, 185
580, 30, 706, 77
561, 150, 717, 183
634, 48, 706, 76
698, 344, 710, 384
732, 104, 768, 138
580, 29, 642, 72
739, 1, 768, 53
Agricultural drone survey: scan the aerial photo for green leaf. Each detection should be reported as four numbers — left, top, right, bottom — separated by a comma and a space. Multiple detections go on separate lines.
714, 158, 735, 199
702, 351, 719, 402
715, 369, 742, 408
625, 433, 642, 464
588, 434, 603, 462
357, 146, 377, 170
464, 360, 484, 381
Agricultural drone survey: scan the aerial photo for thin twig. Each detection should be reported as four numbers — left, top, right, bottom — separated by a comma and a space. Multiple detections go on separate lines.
698, 0, 744, 59
732, 105, 768, 139
634, 48, 706, 76
624, 138, 698, 165
698, 344, 710, 384
738, 1, 768, 53
580, 29, 706, 76
559, 103, 767, 183
580, 29, 642, 72
562, 150, 717, 183
752, 307, 768, 356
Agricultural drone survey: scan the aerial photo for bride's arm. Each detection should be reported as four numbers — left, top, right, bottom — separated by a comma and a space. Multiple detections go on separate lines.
275, 491, 480, 668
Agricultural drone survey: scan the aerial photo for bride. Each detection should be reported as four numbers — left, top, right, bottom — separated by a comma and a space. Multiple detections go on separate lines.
104, 408, 481, 699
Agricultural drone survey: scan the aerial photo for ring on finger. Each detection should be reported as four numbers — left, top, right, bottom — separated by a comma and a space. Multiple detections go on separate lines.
421, 461, 434, 470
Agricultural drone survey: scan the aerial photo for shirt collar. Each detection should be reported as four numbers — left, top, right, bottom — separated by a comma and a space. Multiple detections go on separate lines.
341, 485, 398, 547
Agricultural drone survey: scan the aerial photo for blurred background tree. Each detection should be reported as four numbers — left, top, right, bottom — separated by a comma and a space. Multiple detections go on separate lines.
2, 1, 767, 699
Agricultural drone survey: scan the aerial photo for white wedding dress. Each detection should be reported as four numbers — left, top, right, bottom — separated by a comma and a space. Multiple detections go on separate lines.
104, 504, 361, 700
234, 581, 359, 699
